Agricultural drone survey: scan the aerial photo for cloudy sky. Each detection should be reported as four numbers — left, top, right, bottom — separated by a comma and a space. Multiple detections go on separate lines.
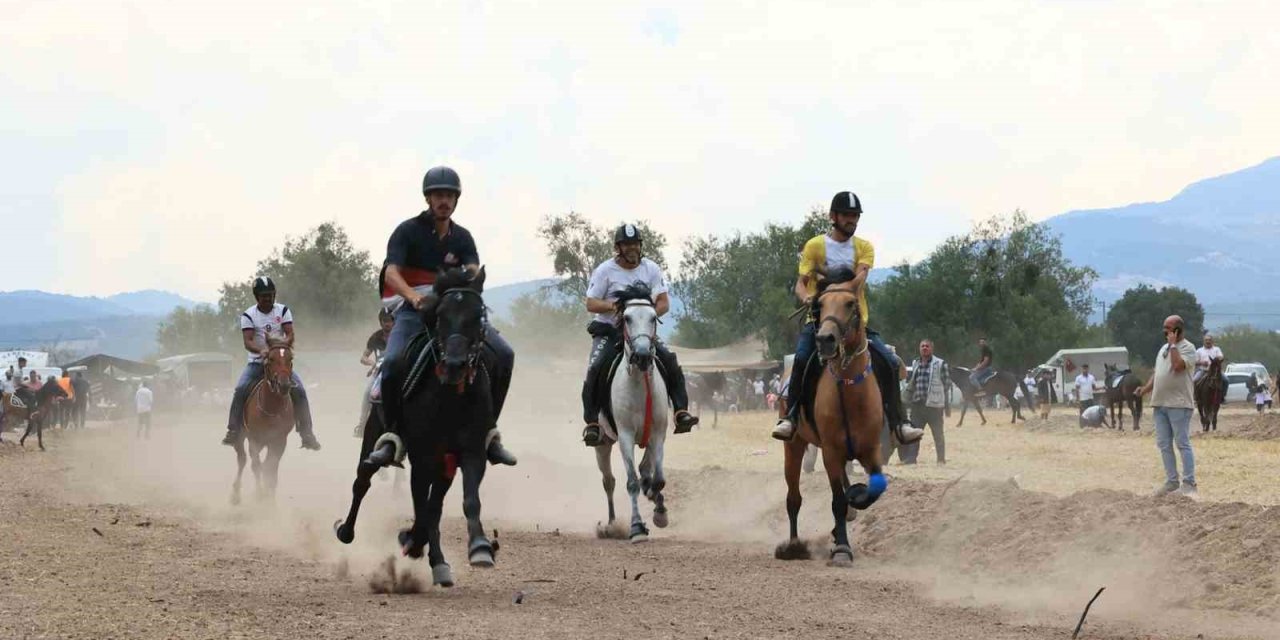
3, 0, 1278, 301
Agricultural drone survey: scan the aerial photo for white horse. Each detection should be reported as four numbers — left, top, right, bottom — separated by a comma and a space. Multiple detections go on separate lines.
595, 298, 671, 543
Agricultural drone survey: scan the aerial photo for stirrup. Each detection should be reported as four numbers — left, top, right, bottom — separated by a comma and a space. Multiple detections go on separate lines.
771, 419, 796, 442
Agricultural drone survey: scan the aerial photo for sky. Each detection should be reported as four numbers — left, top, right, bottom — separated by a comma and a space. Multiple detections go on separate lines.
3, 0, 1279, 302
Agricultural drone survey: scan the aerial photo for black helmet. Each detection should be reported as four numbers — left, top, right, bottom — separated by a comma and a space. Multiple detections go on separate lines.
614, 223, 643, 244
252, 276, 276, 295
422, 166, 462, 195
830, 191, 863, 215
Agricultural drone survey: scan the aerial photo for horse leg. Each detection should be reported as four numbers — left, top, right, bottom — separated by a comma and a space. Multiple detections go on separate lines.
617, 432, 647, 543
593, 442, 620, 537
644, 437, 669, 529
974, 399, 987, 425
426, 475, 455, 587
248, 441, 265, 499
957, 400, 968, 427
461, 454, 495, 567
264, 439, 285, 503
1133, 396, 1143, 431
822, 445, 853, 567
774, 437, 810, 560
398, 459, 433, 560
231, 439, 247, 506
334, 439, 392, 544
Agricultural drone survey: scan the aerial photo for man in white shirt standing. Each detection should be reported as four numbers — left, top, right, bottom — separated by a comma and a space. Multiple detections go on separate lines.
1139, 315, 1199, 497
1074, 364, 1098, 428
580, 224, 698, 446
136, 382, 154, 440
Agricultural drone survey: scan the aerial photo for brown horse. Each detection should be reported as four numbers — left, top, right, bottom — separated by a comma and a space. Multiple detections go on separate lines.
1103, 363, 1144, 431
231, 340, 295, 504
776, 273, 887, 567
1195, 358, 1225, 432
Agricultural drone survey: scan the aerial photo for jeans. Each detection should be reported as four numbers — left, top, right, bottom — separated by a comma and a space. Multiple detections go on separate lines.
969, 366, 993, 389
1153, 406, 1195, 486
782, 323, 818, 422
226, 362, 312, 434
383, 304, 514, 424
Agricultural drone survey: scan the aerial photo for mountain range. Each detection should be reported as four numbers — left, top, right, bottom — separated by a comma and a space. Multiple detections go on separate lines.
2, 155, 1277, 358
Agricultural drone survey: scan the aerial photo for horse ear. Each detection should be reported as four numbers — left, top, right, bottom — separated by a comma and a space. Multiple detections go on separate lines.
470, 266, 486, 293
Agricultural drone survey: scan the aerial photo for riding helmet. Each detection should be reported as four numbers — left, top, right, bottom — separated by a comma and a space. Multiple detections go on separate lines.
422, 166, 462, 195
614, 223, 643, 244
252, 276, 277, 295
830, 191, 863, 215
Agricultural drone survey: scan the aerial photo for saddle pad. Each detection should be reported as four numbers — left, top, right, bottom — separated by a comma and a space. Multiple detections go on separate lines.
8, 395, 25, 409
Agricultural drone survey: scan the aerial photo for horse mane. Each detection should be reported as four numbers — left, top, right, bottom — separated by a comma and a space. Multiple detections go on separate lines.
434, 267, 476, 293
266, 337, 291, 350
613, 282, 654, 307
817, 265, 858, 294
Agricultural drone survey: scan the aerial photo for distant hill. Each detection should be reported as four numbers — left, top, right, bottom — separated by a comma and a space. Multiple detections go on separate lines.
485, 278, 683, 339
0, 289, 199, 326
1045, 156, 1280, 329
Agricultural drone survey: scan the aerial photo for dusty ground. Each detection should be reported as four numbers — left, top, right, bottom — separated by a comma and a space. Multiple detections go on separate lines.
1, 356, 1278, 639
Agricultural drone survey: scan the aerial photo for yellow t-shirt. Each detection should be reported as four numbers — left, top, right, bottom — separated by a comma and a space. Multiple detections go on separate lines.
799, 234, 875, 326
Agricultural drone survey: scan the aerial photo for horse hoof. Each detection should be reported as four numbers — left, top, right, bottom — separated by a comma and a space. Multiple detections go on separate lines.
230, 493, 241, 507
398, 529, 423, 559
334, 520, 354, 544
597, 520, 628, 540
845, 483, 879, 511
468, 540, 495, 568
629, 523, 650, 543
432, 563, 455, 587
827, 545, 854, 567
652, 509, 669, 529
774, 539, 811, 561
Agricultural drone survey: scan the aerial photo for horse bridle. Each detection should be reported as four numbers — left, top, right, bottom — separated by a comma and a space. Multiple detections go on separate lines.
264, 345, 294, 394
620, 299, 657, 364
816, 289, 868, 370
431, 287, 487, 386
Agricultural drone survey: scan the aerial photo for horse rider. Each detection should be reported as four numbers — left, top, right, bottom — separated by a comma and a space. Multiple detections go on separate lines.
220, 276, 321, 450
380, 165, 517, 466
581, 224, 699, 447
969, 337, 995, 396
772, 191, 925, 445
354, 308, 394, 436
1193, 333, 1227, 387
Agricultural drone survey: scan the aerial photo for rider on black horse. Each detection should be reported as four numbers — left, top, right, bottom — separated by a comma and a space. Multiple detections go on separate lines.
580, 223, 699, 447
772, 191, 925, 445
378, 165, 517, 466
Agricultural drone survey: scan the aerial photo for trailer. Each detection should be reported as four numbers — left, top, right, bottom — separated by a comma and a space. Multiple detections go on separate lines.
1037, 347, 1130, 404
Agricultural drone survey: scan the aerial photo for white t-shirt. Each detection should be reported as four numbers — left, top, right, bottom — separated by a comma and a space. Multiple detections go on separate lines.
823, 235, 856, 271
1075, 373, 1097, 400
240, 303, 294, 363
753, 380, 765, 395
136, 387, 153, 414
586, 258, 669, 323
1081, 404, 1106, 425
1195, 346, 1223, 369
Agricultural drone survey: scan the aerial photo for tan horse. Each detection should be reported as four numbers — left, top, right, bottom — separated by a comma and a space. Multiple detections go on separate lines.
776, 275, 887, 566
231, 340, 295, 504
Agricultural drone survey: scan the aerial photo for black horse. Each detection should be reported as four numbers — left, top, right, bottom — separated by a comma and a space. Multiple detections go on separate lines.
334, 268, 499, 588
951, 366, 1034, 425
1103, 363, 1144, 431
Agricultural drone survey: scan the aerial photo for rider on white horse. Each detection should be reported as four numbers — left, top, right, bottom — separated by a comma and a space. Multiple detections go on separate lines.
581, 223, 699, 447
221, 276, 321, 450
379, 165, 517, 466
772, 191, 924, 445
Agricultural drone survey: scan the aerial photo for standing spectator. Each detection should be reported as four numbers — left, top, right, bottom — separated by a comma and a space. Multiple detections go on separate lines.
1137, 315, 1198, 497
71, 372, 90, 428
136, 382, 154, 440
1256, 385, 1270, 414
899, 339, 952, 464
752, 377, 765, 411
56, 373, 75, 429
1036, 369, 1055, 420
1075, 364, 1098, 428
14, 357, 28, 386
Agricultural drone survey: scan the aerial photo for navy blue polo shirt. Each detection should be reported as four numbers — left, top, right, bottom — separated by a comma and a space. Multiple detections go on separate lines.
382, 214, 479, 295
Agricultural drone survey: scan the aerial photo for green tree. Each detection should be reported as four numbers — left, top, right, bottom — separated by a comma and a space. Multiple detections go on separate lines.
673, 209, 826, 357
537, 212, 668, 300
156, 304, 229, 357
873, 211, 1096, 371
215, 222, 378, 329
1209, 324, 1280, 374
1106, 285, 1205, 366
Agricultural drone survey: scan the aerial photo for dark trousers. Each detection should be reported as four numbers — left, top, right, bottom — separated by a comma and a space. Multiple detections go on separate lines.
74, 400, 87, 428
581, 321, 690, 425
904, 403, 945, 463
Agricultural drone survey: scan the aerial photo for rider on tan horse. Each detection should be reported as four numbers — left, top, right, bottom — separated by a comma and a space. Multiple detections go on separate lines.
221, 276, 321, 450
772, 191, 924, 445
581, 223, 698, 447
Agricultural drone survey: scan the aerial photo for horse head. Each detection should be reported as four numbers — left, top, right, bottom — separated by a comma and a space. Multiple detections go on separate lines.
264, 338, 294, 393
615, 282, 657, 372
813, 267, 864, 363
432, 266, 487, 386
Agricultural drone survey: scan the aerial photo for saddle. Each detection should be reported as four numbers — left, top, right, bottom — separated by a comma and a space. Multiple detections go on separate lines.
590, 337, 671, 445
1107, 370, 1131, 389
6, 393, 26, 410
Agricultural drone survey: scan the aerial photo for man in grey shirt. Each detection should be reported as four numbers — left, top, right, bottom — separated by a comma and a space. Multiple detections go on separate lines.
1138, 315, 1198, 497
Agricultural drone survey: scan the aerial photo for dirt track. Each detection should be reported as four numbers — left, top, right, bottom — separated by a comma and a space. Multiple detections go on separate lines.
1, 359, 1278, 639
